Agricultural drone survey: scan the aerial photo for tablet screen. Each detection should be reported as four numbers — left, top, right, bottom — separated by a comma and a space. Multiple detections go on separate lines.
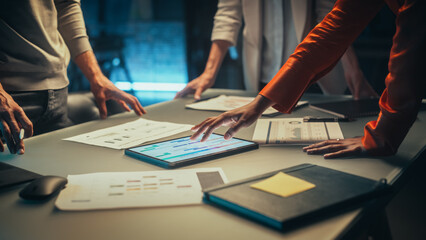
127, 134, 256, 163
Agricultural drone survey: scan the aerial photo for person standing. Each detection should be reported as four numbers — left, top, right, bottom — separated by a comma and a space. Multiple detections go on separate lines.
175, 0, 377, 100
0, 0, 146, 155
191, 0, 425, 158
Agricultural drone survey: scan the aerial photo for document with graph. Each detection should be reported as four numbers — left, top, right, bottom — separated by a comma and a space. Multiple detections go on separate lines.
252, 118, 344, 144
63, 118, 193, 149
186, 95, 308, 117
55, 168, 228, 211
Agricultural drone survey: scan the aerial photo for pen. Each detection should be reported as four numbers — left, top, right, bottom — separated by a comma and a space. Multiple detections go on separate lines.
19, 128, 25, 140
16, 129, 25, 154
303, 116, 353, 122
4, 128, 25, 154
193, 96, 218, 103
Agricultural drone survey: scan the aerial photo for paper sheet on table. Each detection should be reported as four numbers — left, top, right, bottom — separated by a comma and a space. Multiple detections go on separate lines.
252, 118, 344, 144
55, 168, 228, 211
250, 172, 315, 198
64, 118, 193, 149
186, 95, 308, 116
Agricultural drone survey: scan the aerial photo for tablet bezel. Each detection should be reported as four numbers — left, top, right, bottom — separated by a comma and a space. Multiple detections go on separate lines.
124, 134, 258, 169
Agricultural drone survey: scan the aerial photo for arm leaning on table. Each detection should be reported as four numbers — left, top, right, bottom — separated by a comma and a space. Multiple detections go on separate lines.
174, 0, 242, 100
174, 40, 232, 100
315, 0, 377, 99
192, 0, 383, 144
74, 51, 146, 119
285, 0, 425, 157
340, 46, 378, 100
192, 0, 426, 158
55, 0, 146, 119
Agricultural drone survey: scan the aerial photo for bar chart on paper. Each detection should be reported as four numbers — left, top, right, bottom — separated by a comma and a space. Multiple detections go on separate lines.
55, 168, 228, 210
252, 118, 344, 144
63, 118, 193, 149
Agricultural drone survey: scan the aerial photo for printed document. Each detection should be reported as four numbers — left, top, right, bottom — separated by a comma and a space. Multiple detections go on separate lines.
55, 168, 228, 211
252, 118, 344, 144
186, 95, 307, 116
64, 118, 193, 149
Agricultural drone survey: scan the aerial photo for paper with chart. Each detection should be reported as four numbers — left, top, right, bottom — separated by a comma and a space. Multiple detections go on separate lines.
55, 168, 228, 211
186, 95, 308, 116
64, 118, 193, 149
252, 118, 344, 144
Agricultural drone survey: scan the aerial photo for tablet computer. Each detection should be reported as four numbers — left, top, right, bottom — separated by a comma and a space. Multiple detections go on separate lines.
309, 98, 380, 119
125, 134, 258, 168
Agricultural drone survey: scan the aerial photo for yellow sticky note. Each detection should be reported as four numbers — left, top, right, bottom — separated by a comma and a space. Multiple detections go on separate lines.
250, 172, 315, 197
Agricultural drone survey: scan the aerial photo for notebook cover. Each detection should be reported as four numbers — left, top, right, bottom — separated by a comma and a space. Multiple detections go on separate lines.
309, 98, 380, 118
0, 162, 41, 188
203, 164, 390, 231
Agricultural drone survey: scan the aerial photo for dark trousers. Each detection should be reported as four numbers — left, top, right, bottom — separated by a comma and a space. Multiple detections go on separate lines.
9, 87, 73, 135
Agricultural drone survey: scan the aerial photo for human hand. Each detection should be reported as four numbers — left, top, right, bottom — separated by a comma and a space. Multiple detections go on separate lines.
190, 95, 274, 142
345, 69, 378, 100
174, 73, 215, 100
341, 47, 378, 100
90, 75, 146, 119
0, 89, 33, 154
74, 51, 146, 118
303, 137, 365, 159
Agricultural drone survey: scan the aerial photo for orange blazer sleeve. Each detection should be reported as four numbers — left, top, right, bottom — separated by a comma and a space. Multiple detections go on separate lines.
259, 0, 426, 156
363, 0, 426, 155
259, 0, 384, 112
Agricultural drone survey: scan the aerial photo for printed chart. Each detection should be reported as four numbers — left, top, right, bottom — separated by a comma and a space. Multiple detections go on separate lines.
252, 118, 344, 144
64, 118, 193, 149
55, 168, 227, 211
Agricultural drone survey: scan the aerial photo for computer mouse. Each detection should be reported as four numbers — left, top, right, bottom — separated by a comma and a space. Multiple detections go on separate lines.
19, 175, 67, 201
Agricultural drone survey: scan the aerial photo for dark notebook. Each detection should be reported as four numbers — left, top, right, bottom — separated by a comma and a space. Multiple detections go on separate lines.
309, 98, 380, 119
203, 164, 390, 231
0, 162, 41, 188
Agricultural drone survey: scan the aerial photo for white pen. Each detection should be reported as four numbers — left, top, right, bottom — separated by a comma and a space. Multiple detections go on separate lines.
19, 128, 25, 140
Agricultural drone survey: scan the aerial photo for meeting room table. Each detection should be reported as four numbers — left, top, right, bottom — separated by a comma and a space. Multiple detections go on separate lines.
1, 89, 425, 240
